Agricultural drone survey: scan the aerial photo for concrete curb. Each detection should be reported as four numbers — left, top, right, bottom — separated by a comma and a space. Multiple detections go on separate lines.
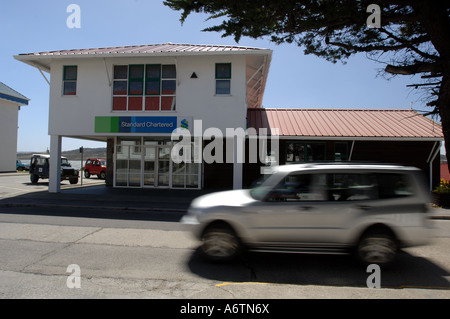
2, 201, 450, 220
0, 202, 187, 213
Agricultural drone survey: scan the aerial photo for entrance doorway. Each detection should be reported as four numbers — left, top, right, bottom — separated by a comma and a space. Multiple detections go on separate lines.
115, 137, 201, 189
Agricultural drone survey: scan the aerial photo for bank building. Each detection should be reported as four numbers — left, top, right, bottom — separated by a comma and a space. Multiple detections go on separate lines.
15, 43, 443, 192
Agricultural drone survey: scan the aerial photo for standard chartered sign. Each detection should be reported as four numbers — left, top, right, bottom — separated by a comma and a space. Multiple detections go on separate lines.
95, 116, 179, 133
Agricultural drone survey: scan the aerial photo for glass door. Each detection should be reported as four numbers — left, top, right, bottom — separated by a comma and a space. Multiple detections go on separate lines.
157, 145, 171, 187
143, 145, 156, 187
115, 137, 142, 187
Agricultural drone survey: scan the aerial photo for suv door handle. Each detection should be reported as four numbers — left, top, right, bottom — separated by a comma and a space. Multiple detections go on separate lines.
298, 206, 313, 211
357, 205, 372, 211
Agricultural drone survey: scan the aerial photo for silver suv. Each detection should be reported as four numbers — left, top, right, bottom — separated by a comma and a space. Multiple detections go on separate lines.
182, 163, 431, 266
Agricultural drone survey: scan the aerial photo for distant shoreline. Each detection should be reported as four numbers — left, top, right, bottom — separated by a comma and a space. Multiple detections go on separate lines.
17, 147, 107, 161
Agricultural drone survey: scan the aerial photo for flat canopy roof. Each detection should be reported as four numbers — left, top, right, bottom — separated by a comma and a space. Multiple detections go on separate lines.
247, 108, 443, 141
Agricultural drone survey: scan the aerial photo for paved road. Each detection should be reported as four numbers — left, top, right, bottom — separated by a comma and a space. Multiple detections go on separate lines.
0, 173, 104, 200
1, 173, 449, 303
0, 207, 449, 299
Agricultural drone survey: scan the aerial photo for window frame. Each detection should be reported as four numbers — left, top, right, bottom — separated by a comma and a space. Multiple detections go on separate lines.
62, 65, 78, 96
215, 63, 231, 95
112, 64, 176, 112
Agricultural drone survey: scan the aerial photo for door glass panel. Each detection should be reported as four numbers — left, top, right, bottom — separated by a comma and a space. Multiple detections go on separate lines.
158, 174, 169, 187
157, 146, 170, 187
144, 146, 156, 187
186, 175, 199, 188
172, 175, 185, 188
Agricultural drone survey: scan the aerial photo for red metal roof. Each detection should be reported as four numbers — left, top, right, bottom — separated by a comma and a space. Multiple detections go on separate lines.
18, 43, 268, 57
247, 108, 443, 140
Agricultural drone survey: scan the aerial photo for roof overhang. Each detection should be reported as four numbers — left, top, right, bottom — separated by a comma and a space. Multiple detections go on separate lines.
14, 43, 273, 73
0, 94, 29, 106
272, 136, 444, 141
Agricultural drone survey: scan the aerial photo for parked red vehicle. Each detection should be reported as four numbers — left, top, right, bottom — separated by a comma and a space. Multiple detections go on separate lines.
83, 158, 106, 179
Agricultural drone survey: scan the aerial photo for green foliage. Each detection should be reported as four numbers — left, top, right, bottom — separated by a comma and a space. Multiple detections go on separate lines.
165, 1, 450, 165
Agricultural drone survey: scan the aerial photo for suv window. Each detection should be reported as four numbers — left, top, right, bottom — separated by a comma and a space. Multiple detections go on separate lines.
264, 171, 414, 203
328, 173, 377, 201
266, 174, 327, 202
376, 173, 414, 198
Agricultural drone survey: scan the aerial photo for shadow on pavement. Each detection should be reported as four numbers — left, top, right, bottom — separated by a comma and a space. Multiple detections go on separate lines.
187, 249, 450, 290
0, 184, 219, 222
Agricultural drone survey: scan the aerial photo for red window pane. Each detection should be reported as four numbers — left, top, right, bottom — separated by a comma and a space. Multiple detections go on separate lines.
145, 97, 160, 111
112, 97, 127, 111
161, 96, 175, 111
113, 81, 127, 95
128, 97, 143, 111
161, 80, 176, 95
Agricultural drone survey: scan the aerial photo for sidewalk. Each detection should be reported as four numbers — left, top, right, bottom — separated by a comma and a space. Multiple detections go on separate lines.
0, 173, 450, 219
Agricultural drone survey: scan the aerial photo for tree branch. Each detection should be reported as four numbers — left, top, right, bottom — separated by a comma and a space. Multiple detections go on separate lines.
385, 61, 442, 75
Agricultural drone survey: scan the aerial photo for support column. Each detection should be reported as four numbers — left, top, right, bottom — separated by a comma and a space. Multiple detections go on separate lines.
49, 135, 62, 193
106, 138, 114, 187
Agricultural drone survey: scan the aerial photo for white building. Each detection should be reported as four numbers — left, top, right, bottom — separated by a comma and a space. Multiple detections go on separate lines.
0, 82, 29, 172
15, 43, 272, 192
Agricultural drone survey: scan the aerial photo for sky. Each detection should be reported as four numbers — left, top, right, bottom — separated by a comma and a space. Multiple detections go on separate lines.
0, 0, 435, 152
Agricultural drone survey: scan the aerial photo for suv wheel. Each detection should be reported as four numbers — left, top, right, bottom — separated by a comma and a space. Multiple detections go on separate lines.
84, 170, 90, 178
357, 231, 398, 266
201, 225, 241, 262
30, 173, 39, 184
99, 171, 106, 179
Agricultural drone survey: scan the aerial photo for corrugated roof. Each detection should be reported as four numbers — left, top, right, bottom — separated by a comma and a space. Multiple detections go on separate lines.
0, 81, 29, 106
17, 42, 268, 57
247, 108, 443, 140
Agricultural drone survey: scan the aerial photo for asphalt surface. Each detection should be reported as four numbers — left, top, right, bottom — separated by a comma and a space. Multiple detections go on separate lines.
0, 172, 450, 220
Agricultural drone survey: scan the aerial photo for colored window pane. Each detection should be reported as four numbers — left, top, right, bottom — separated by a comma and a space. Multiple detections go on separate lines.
113, 97, 127, 111
63, 82, 77, 95
113, 81, 127, 95
64, 66, 77, 80
216, 63, 231, 79
114, 66, 128, 79
216, 80, 230, 94
129, 81, 143, 95
162, 80, 176, 95
162, 65, 176, 78
128, 97, 143, 110
161, 96, 176, 111
129, 65, 144, 79
145, 97, 160, 111
146, 80, 160, 95
146, 65, 160, 79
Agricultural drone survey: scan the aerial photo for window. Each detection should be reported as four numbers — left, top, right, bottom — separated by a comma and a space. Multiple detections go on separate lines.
266, 174, 327, 202
215, 63, 231, 95
376, 173, 414, 198
334, 142, 349, 161
112, 64, 176, 111
329, 173, 377, 201
286, 142, 326, 163
63, 66, 77, 95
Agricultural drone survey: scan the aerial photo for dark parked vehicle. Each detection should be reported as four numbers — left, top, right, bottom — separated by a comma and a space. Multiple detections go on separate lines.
29, 154, 79, 184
